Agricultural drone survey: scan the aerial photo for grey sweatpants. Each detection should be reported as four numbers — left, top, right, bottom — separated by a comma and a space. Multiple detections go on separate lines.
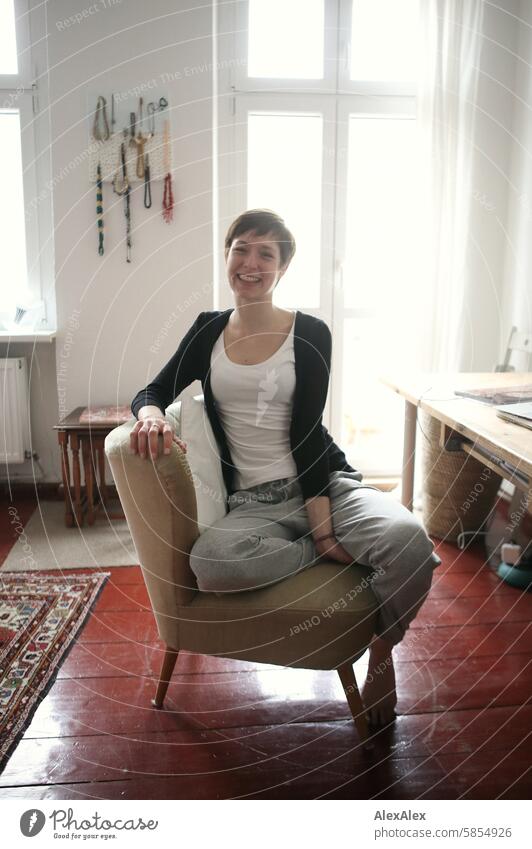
189, 470, 437, 645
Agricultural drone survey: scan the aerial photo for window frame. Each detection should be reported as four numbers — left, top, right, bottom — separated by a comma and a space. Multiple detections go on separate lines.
231, 0, 339, 93
217, 92, 336, 316
0, 0, 32, 85
0, 0, 46, 325
337, 0, 418, 97
214, 0, 419, 472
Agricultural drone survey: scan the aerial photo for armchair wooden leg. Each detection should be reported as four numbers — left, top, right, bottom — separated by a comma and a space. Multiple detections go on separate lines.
337, 662, 373, 748
152, 647, 179, 708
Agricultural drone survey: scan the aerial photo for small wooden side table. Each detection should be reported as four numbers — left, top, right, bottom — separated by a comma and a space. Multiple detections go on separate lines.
54, 406, 131, 527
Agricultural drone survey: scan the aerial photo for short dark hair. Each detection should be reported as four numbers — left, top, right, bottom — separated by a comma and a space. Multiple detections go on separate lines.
224, 209, 296, 268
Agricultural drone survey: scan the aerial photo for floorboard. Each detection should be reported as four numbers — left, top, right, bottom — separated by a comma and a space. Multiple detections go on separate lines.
0, 501, 530, 799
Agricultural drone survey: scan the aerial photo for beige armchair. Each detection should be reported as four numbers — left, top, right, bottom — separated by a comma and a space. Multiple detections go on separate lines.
105, 406, 378, 744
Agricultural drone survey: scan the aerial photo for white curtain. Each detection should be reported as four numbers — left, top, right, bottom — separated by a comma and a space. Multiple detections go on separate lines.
417, 0, 485, 372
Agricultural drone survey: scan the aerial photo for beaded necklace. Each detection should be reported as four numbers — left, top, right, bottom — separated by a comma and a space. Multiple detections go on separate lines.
124, 180, 132, 263
117, 140, 131, 262
113, 130, 129, 195
96, 163, 104, 256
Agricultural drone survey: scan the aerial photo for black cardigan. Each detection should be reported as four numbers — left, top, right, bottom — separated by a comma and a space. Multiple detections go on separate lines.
131, 309, 357, 500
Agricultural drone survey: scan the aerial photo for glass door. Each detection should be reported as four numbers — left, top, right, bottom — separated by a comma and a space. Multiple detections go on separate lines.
218, 94, 338, 429
332, 97, 421, 476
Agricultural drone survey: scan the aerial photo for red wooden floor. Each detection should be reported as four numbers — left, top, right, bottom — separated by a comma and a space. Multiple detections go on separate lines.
0, 498, 531, 799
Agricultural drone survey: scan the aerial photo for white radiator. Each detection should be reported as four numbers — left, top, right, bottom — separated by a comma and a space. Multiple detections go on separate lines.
0, 358, 30, 464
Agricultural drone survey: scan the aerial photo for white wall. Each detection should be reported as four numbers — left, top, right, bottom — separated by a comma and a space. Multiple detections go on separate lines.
7, 0, 215, 482
5, 0, 532, 483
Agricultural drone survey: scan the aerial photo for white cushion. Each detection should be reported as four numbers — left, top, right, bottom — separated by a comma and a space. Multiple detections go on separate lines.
171, 394, 227, 533
164, 400, 181, 434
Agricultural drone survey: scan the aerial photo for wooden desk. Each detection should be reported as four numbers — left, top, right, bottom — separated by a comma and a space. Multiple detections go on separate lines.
383, 373, 532, 510
54, 406, 130, 527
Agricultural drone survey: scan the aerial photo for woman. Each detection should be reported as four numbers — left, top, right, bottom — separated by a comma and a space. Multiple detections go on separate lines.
130, 209, 437, 727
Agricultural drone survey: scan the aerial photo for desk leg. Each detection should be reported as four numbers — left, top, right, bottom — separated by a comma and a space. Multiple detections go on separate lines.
402, 400, 417, 512
58, 430, 74, 528
71, 432, 83, 526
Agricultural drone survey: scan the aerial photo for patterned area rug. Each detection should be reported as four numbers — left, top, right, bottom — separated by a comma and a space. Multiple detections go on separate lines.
0, 571, 109, 772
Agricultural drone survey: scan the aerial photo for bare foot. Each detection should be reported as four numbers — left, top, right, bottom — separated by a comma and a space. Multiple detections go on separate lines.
361, 638, 398, 727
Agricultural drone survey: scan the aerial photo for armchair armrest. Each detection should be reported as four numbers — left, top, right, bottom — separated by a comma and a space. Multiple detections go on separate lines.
105, 420, 199, 648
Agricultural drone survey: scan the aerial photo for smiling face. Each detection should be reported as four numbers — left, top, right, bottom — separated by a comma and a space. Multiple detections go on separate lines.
226, 230, 287, 303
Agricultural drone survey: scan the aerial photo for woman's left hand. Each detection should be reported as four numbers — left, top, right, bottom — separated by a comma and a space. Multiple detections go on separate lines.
314, 536, 354, 564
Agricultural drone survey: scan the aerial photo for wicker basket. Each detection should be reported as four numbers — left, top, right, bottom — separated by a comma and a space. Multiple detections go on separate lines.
421, 412, 501, 542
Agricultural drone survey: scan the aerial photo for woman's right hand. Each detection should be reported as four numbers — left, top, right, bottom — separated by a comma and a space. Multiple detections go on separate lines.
130, 416, 187, 460
314, 536, 353, 565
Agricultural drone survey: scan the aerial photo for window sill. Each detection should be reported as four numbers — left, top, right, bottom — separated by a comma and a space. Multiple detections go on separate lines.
0, 330, 56, 343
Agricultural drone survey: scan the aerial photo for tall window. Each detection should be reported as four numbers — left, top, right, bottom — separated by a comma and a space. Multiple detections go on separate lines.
216, 0, 421, 478
0, 0, 42, 327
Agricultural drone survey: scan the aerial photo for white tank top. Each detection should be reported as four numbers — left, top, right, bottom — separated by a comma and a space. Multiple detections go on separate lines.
210, 317, 298, 491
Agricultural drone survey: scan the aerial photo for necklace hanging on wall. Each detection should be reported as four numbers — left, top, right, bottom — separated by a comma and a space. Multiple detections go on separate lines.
162, 119, 174, 223
93, 96, 110, 141
110, 93, 116, 135
135, 97, 147, 178
144, 153, 152, 209
113, 129, 129, 195
96, 162, 104, 255
124, 181, 132, 262
116, 138, 131, 262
